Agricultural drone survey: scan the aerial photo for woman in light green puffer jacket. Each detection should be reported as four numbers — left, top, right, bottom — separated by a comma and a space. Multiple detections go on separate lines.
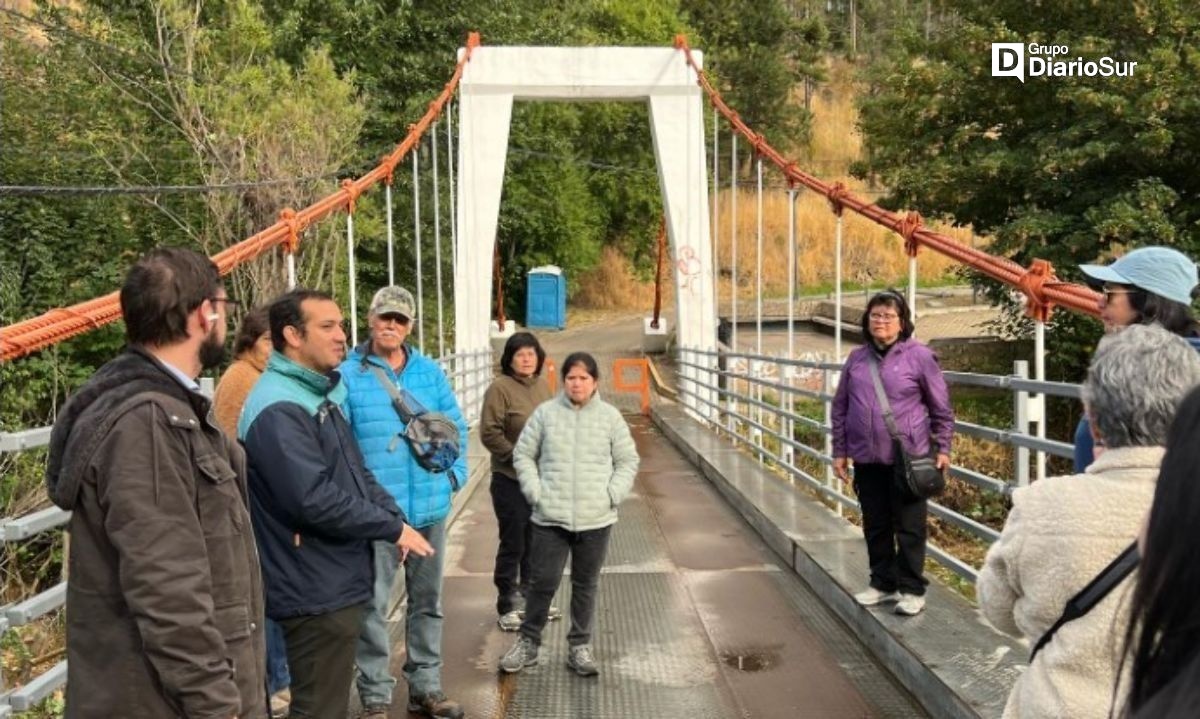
499, 352, 640, 678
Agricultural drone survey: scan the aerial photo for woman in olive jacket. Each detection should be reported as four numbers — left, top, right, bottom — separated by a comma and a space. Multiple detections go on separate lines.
480, 332, 554, 631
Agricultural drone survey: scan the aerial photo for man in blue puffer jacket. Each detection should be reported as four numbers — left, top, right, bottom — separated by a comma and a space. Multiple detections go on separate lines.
340, 286, 468, 719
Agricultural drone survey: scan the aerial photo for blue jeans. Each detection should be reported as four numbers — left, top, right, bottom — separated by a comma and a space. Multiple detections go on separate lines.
356, 521, 447, 705
265, 617, 291, 695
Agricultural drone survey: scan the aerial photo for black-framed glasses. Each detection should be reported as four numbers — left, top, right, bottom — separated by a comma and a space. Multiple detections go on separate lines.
376, 313, 411, 326
209, 297, 242, 308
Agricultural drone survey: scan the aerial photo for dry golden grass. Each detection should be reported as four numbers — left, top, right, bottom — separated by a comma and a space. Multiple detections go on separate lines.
573, 245, 676, 310
576, 58, 986, 310
796, 58, 863, 175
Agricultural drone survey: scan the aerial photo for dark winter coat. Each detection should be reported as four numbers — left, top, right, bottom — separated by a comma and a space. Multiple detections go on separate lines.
239, 352, 407, 620
46, 347, 267, 719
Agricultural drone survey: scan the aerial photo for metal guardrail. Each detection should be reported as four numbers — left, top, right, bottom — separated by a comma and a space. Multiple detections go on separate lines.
677, 346, 1081, 584
7, 662, 67, 711
0, 346, 494, 713
0, 427, 51, 452
6, 584, 66, 629
3, 507, 71, 542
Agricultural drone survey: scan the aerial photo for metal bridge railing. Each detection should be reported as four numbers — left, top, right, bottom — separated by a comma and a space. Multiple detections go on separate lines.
0, 347, 492, 712
0, 420, 68, 713
676, 346, 1080, 585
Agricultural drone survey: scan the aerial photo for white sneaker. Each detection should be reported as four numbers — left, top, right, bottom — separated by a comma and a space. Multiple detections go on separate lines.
516, 605, 563, 621
497, 610, 522, 632
895, 593, 926, 616
854, 587, 900, 606
269, 689, 291, 718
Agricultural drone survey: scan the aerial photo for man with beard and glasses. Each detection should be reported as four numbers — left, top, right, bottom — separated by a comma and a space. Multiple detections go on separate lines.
46, 247, 268, 718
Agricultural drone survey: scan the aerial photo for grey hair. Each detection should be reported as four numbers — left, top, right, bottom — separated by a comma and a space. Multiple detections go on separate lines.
1082, 324, 1200, 448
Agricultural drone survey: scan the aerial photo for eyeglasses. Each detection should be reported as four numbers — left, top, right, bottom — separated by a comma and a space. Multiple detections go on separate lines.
376, 314, 411, 326
869, 313, 900, 322
1102, 287, 1136, 303
209, 297, 241, 308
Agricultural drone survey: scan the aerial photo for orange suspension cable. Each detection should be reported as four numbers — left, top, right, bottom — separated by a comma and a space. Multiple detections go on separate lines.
1, 32, 483, 363
673, 35, 1099, 322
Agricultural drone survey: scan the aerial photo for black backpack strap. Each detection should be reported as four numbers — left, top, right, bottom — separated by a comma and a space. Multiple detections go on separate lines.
1030, 541, 1140, 661
367, 364, 418, 424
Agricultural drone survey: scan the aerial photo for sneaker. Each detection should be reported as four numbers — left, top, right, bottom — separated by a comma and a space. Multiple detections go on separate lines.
567, 644, 600, 677
895, 593, 926, 616
270, 689, 291, 718
359, 703, 388, 719
499, 635, 539, 673
497, 609, 522, 632
854, 587, 900, 606
516, 605, 563, 621
407, 691, 464, 719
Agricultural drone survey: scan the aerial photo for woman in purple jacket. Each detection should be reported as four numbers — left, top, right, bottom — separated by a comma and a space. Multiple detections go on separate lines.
831, 290, 954, 617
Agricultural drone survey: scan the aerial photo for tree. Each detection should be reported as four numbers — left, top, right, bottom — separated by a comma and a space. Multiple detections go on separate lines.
853, 1, 1200, 378
1, 0, 366, 424
681, 0, 821, 153
87, 0, 367, 305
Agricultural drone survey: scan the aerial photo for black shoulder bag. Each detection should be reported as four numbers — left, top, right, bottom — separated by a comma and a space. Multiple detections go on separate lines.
1030, 541, 1140, 661
368, 365, 461, 490
865, 354, 946, 500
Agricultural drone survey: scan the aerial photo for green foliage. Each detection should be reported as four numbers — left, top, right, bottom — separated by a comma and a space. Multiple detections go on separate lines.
854, 1, 1200, 378
681, 0, 821, 152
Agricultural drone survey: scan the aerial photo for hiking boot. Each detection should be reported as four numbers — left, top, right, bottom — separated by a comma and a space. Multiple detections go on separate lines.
497, 609, 522, 632
407, 691, 464, 719
359, 703, 389, 719
499, 635, 539, 673
567, 644, 599, 677
270, 689, 291, 718
854, 587, 900, 606
894, 593, 926, 616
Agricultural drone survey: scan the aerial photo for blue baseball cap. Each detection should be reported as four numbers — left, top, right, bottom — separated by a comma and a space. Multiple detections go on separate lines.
1079, 246, 1199, 305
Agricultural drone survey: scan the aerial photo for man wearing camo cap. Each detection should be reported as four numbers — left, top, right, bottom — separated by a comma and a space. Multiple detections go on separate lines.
339, 286, 467, 719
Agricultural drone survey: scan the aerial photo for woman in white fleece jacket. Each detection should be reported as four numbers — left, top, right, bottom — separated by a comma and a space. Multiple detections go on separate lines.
499, 352, 640, 678
978, 325, 1200, 718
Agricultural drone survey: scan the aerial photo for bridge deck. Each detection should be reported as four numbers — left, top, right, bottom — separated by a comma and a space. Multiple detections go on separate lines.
379, 417, 926, 718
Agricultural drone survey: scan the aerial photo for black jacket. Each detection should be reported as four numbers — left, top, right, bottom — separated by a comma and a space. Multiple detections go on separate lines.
239, 352, 406, 619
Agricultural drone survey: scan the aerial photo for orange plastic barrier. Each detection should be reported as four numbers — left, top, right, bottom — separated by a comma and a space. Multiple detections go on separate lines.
673, 35, 1101, 325
611, 358, 651, 415
0, 33, 482, 363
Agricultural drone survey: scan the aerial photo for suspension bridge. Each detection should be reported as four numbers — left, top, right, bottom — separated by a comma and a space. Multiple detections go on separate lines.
0, 36, 1109, 718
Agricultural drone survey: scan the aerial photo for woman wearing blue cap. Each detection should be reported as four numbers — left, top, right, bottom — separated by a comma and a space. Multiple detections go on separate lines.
1075, 246, 1200, 471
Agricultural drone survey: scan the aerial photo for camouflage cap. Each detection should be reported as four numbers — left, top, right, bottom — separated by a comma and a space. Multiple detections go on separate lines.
369, 286, 416, 319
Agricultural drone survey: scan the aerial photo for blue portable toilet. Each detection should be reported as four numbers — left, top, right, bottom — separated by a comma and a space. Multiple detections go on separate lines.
526, 265, 567, 330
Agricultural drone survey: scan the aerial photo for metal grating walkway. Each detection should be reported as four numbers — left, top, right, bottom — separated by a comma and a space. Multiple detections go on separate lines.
377, 417, 927, 718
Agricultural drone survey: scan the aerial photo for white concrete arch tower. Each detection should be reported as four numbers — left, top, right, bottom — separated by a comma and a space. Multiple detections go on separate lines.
454, 45, 717, 415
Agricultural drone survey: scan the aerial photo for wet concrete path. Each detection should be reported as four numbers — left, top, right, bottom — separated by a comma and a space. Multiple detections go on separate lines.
384, 417, 927, 718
